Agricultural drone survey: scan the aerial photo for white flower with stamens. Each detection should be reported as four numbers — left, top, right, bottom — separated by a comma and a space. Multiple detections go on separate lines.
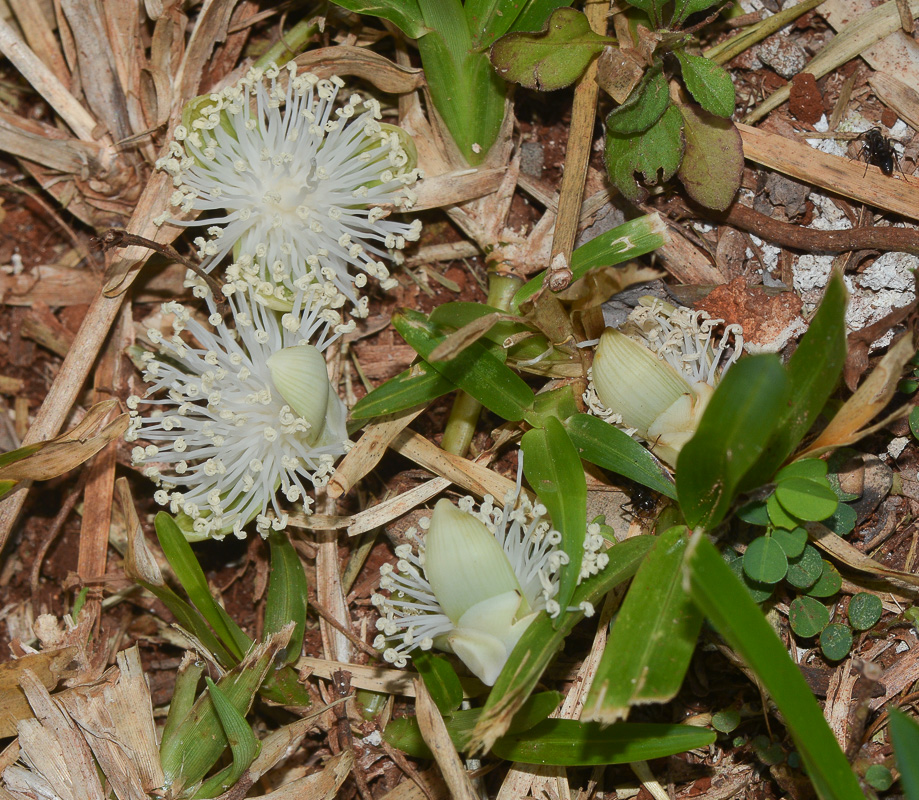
155, 62, 422, 315
586, 297, 744, 467
125, 286, 353, 541
372, 469, 605, 686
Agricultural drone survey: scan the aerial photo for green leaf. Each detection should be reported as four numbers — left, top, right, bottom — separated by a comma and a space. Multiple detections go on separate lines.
889, 708, 919, 800
584, 527, 703, 722
786, 545, 824, 590
772, 527, 807, 559
727, 555, 774, 603
676, 101, 742, 211
737, 500, 770, 526
511, 213, 669, 311
824, 502, 857, 537
911, 406, 919, 440
819, 623, 853, 661
605, 105, 684, 202
264, 532, 307, 666
466, 0, 570, 49
674, 51, 735, 117
193, 678, 260, 799
775, 478, 839, 522
789, 596, 830, 637
743, 536, 788, 584
864, 764, 893, 791
413, 652, 464, 716
330, 0, 427, 37
351, 362, 455, 420
767, 492, 800, 530
605, 67, 671, 135
685, 535, 866, 800
521, 418, 587, 617
673, 0, 724, 26
777, 458, 829, 482
393, 309, 535, 421
155, 512, 250, 659
677, 356, 791, 529
564, 413, 676, 500
489, 7, 612, 91
491, 719, 715, 765
623, 0, 668, 27
848, 593, 883, 630
806, 560, 842, 598
712, 708, 741, 733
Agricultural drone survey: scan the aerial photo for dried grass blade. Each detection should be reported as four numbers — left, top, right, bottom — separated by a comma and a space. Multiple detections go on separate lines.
5, 0, 69, 86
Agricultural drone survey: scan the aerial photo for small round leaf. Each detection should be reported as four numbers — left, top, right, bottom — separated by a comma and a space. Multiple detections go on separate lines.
712, 708, 741, 733
786, 545, 823, 589
823, 502, 857, 537
819, 623, 853, 661
772, 527, 807, 559
775, 477, 839, 521
743, 536, 788, 584
737, 499, 769, 526
752, 735, 784, 765
806, 561, 842, 598
767, 492, 799, 530
848, 593, 883, 631
910, 405, 919, 439
789, 596, 830, 638
728, 557, 773, 603
864, 764, 893, 791
776, 458, 828, 482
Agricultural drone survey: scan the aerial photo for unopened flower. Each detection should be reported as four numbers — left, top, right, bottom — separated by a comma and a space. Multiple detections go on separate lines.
156, 62, 422, 315
586, 298, 743, 467
126, 286, 352, 541
372, 471, 605, 685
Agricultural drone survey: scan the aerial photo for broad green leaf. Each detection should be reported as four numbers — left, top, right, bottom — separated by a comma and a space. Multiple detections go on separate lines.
393, 309, 535, 421
674, 51, 735, 117
775, 477, 839, 521
564, 413, 676, 500
673, 0, 723, 25
605, 105, 684, 202
676, 101, 742, 211
685, 534, 865, 800
746, 273, 847, 485
351, 362, 455, 420
512, 213, 669, 311
727, 555, 773, 603
470, 536, 653, 752
767, 492, 800, 530
491, 719, 715, 765
742, 537, 787, 584
521, 418, 587, 617
193, 678, 260, 799
864, 764, 893, 791
772, 527, 807, 559
466, 0, 570, 49
413, 652, 464, 716
489, 7, 612, 91
584, 527, 702, 722
429, 302, 529, 342
806, 560, 841, 598
819, 623, 853, 661
605, 66, 671, 135
848, 593, 882, 630
889, 708, 919, 800
777, 458, 829, 481
264, 532, 308, 666
786, 545, 824, 590
523, 386, 579, 429
329, 0, 427, 38
677, 356, 791, 529
789, 596, 830, 637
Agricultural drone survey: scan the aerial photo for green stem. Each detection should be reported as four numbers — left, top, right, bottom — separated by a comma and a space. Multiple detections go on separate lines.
254, 17, 320, 70
440, 270, 523, 457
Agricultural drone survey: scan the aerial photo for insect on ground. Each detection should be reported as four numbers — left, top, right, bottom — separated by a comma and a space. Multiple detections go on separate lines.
856, 128, 909, 181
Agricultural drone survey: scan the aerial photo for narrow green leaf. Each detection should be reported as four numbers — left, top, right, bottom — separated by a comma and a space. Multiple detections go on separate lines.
674, 51, 735, 117
491, 720, 715, 765
264, 532, 307, 666
564, 413, 676, 499
605, 66, 671, 135
605, 105, 684, 203
489, 7, 612, 91
742, 536, 788, 584
584, 527, 702, 722
848, 593, 882, 630
155, 512, 251, 659
329, 0, 427, 37
677, 356, 791, 529
351, 362, 455, 420
160, 657, 205, 749
685, 535, 864, 800
789, 596, 830, 637
676, 102, 742, 211
521, 418, 587, 617
393, 309, 535, 421
414, 651, 464, 716
889, 708, 919, 800
512, 214, 668, 311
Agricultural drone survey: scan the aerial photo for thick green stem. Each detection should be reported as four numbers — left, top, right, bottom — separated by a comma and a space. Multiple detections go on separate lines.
254, 18, 320, 70
440, 271, 523, 456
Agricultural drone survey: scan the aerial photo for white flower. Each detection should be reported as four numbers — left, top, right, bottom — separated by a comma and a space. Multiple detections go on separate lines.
372, 466, 605, 686
586, 297, 743, 466
126, 285, 353, 541
156, 62, 422, 315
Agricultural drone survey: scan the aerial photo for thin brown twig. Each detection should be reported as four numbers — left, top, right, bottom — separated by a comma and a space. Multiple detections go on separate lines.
310, 598, 378, 659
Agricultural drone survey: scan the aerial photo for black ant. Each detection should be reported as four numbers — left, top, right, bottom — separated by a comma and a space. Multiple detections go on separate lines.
856, 128, 907, 180
622, 481, 660, 519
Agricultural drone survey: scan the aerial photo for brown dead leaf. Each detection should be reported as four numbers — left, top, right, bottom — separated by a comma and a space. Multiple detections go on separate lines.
0, 648, 80, 738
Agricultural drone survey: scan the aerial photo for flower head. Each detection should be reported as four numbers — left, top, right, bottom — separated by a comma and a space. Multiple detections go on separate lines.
372, 466, 605, 685
586, 298, 743, 466
126, 285, 352, 541
156, 62, 422, 315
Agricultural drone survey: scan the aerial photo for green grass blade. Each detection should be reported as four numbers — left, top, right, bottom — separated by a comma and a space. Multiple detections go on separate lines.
685, 534, 864, 800
264, 532, 308, 666
889, 708, 919, 800
350, 362, 455, 420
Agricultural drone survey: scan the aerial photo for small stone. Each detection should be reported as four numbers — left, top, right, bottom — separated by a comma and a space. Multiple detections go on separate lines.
758, 35, 808, 79
789, 73, 823, 124
519, 141, 545, 177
